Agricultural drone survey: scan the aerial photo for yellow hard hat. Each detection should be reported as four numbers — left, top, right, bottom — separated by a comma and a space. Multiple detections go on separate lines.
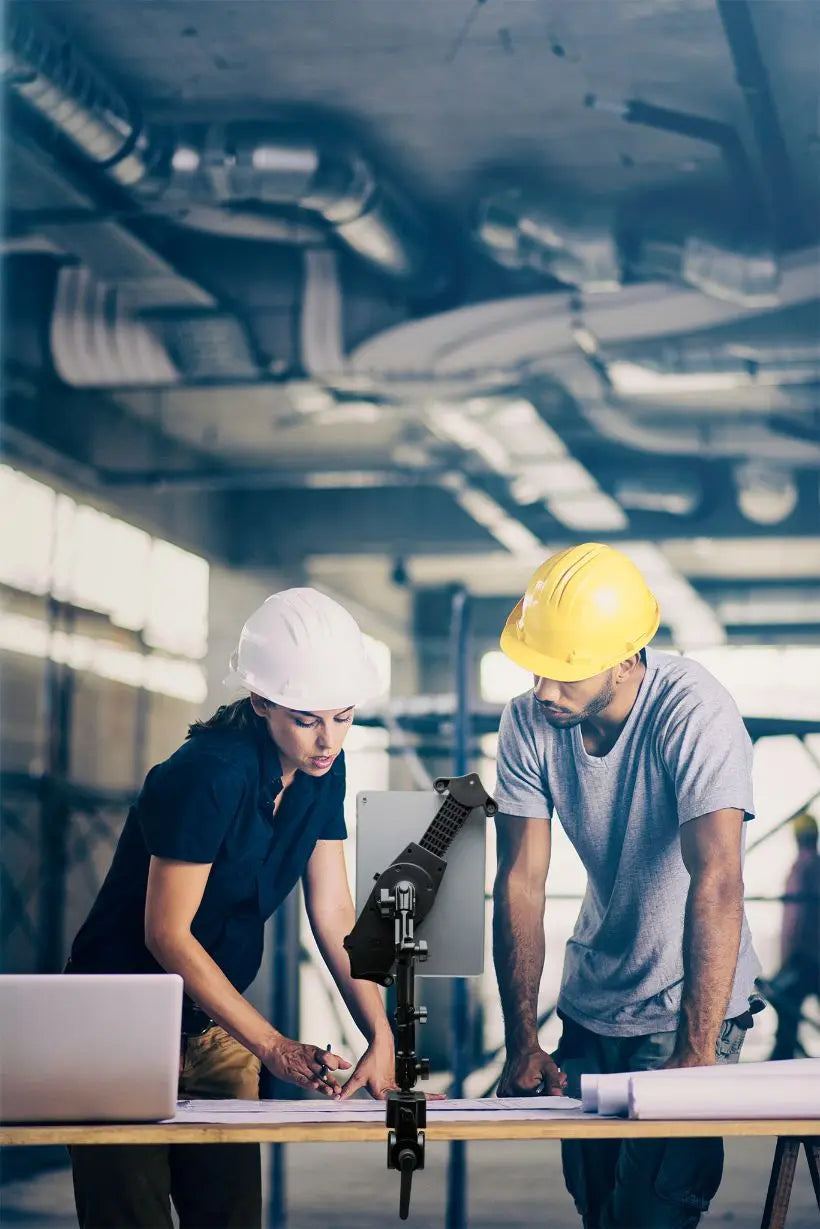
793, 811, 818, 842
500, 543, 661, 681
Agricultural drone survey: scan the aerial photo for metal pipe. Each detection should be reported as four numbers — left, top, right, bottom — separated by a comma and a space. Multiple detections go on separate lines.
715, 0, 807, 246
3, 9, 445, 289
37, 599, 74, 972
164, 125, 447, 290
585, 94, 760, 205
446, 587, 472, 1229
266, 888, 301, 1228
2, 6, 165, 189
97, 465, 446, 492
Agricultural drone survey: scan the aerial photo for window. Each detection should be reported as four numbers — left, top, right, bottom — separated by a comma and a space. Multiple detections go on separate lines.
0, 464, 209, 702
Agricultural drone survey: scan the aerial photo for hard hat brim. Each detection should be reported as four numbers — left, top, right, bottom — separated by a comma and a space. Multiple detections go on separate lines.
499, 600, 660, 683
223, 655, 386, 711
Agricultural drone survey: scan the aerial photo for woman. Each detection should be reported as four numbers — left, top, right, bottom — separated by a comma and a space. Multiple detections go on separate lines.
67, 588, 396, 1229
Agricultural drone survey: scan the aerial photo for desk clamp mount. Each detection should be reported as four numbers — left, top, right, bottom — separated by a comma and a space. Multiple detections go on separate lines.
344, 773, 497, 1220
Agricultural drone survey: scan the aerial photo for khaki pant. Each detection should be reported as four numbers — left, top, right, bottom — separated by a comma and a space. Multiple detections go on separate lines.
70, 1027, 262, 1229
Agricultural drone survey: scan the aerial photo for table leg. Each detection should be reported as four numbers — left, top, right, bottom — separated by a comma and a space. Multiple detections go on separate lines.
761, 1137, 800, 1229
803, 1138, 820, 1212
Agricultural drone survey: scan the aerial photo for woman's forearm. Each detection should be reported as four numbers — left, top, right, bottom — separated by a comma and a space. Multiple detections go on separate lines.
308, 903, 392, 1044
147, 930, 283, 1060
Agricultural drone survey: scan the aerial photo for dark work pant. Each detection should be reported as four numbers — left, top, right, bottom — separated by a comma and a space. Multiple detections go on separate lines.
70, 1026, 262, 1229
556, 1014, 747, 1229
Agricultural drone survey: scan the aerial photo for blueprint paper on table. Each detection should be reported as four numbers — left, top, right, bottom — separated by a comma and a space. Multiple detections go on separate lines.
168, 1095, 585, 1125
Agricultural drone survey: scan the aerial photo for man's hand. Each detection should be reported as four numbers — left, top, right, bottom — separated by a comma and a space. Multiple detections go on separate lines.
497, 1046, 567, 1096
339, 1034, 398, 1100
261, 1038, 352, 1097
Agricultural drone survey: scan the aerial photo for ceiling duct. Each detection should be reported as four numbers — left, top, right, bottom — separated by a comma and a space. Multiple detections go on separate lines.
157, 127, 446, 292
2, 6, 166, 190
50, 266, 180, 387
608, 338, 820, 378
48, 265, 273, 386
476, 191, 622, 292
583, 401, 820, 466
2, 6, 446, 293
476, 189, 778, 307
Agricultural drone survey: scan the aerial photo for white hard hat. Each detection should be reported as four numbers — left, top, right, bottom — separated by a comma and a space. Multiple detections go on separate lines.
225, 587, 384, 711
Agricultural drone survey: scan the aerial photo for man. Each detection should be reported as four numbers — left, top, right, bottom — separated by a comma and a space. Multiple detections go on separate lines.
765, 811, 820, 1060
492, 542, 761, 1229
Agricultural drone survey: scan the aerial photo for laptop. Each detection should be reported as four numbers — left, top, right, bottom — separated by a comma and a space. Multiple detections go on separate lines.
0, 973, 183, 1123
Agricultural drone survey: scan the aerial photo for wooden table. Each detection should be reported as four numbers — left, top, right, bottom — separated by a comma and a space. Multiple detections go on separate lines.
3, 1117, 818, 1229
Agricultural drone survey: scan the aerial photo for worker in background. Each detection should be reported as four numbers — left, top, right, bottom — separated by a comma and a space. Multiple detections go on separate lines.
492, 543, 762, 1229
766, 811, 820, 1060
67, 589, 395, 1229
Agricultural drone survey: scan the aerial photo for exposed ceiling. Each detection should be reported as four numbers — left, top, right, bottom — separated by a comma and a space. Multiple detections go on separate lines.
1, 0, 819, 647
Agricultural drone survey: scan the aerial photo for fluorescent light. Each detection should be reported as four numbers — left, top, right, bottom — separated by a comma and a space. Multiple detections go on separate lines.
429, 399, 626, 544
547, 491, 628, 531
662, 537, 820, 580
490, 517, 546, 556
447, 479, 543, 556
432, 407, 511, 472
305, 471, 390, 489
620, 541, 725, 649
513, 459, 597, 501
451, 484, 506, 526
716, 597, 820, 625
482, 399, 568, 461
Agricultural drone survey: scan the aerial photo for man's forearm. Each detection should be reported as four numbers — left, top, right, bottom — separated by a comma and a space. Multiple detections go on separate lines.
675, 873, 743, 1062
492, 875, 546, 1051
310, 905, 392, 1044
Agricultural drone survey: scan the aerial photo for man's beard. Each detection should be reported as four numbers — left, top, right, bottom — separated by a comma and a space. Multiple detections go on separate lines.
538, 674, 615, 728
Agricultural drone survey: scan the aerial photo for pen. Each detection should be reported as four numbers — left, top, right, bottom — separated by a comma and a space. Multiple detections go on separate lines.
319, 1043, 332, 1080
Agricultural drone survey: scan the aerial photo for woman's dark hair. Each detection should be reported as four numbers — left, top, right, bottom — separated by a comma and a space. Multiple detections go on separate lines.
640, 647, 648, 665
187, 697, 268, 740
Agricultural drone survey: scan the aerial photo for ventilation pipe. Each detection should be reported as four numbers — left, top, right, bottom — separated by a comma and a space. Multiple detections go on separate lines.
546, 353, 820, 470
582, 402, 820, 466
476, 191, 623, 291
2, 7, 446, 293
476, 188, 779, 307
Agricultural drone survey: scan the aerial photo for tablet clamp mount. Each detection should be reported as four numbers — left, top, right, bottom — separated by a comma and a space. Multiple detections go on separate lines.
344, 773, 497, 1219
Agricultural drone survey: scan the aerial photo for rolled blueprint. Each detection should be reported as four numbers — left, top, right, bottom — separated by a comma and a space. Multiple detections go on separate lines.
628, 1067, 820, 1120
581, 1058, 820, 1116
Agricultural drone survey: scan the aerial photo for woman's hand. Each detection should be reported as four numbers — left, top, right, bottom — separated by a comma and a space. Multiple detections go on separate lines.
339, 1033, 398, 1100
262, 1038, 352, 1097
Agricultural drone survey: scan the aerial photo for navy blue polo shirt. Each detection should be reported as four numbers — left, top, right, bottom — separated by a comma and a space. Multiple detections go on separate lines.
69, 721, 347, 993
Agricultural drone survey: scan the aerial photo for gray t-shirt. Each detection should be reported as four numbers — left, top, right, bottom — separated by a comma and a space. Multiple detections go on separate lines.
494, 648, 761, 1036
